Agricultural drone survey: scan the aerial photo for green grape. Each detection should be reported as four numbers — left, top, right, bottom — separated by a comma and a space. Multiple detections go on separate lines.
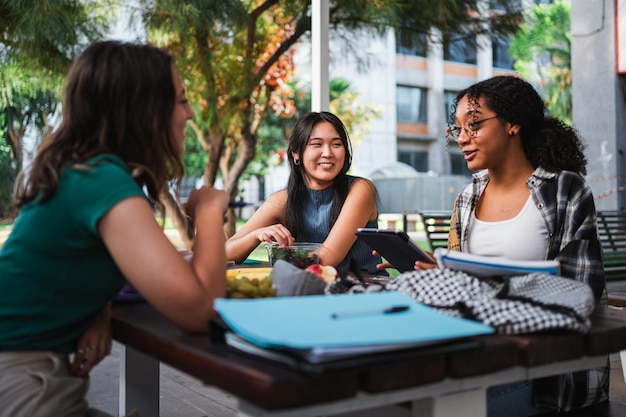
226, 275, 276, 299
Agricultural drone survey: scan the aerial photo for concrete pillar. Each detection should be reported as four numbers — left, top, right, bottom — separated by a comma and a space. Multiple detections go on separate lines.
475, 0, 493, 81
428, 29, 446, 173
572, 0, 626, 210
311, 0, 330, 112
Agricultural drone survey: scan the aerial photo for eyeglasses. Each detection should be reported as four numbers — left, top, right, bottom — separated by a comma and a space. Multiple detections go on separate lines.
446, 115, 500, 142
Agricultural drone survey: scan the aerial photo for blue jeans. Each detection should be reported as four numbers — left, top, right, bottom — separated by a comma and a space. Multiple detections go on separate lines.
487, 381, 549, 417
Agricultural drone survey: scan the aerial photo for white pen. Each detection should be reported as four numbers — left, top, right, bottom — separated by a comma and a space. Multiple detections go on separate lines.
331, 305, 410, 319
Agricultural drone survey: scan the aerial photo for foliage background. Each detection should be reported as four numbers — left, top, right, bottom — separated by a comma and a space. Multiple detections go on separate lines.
509, 0, 571, 124
0, 0, 528, 236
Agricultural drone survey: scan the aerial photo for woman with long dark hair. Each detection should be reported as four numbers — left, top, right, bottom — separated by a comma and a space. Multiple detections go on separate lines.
227, 111, 384, 275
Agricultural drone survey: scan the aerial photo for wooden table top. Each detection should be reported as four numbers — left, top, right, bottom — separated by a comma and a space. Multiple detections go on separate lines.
111, 302, 626, 410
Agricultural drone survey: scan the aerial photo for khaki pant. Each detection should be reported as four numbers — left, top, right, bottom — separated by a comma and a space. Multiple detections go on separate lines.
0, 351, 136, 417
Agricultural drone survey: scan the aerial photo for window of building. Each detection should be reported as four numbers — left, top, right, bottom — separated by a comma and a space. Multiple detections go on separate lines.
492, 36, 514, 69
443, 90, 459, 123
443, 34, 477, 65
491, 0, 550, 11
449, 152, 473, 177
397, 86, 428, 123
489, 0, 523, 10
399, 150, 429, 172
396, 29, 428, 57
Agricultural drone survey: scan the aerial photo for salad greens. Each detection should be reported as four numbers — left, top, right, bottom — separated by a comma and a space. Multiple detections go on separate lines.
267, 244, 320, 269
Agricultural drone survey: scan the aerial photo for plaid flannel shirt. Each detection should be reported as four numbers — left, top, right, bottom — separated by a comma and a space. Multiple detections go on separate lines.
448, 167, 609, 412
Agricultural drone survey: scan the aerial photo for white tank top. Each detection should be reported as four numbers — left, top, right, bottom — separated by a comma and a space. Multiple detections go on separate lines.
467, 195, 548, 261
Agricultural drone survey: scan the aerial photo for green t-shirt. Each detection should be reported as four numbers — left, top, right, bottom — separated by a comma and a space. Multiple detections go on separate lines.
0, 154, 146, 353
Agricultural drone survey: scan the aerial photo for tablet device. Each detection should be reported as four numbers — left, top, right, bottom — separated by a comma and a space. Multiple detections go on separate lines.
356, 228, 436, 272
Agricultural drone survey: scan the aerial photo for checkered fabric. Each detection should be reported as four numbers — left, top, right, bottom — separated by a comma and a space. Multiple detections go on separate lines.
383, 268, 595, 334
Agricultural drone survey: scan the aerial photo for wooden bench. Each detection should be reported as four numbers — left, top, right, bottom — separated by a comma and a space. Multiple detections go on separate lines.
597, 210, 626, 281
379, 212, 421, 232
418, 210, 452, 252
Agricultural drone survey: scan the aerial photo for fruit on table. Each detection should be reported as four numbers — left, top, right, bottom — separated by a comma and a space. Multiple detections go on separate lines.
226, 267, 273, 281
226, 274, 276, 299
305, 264, 338, 284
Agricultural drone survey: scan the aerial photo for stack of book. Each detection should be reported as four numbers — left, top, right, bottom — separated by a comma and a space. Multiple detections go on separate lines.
211, 291, 494, 373
434, 249, 560, 277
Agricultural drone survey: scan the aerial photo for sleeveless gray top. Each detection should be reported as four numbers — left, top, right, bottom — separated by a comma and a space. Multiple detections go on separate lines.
298, 176, 386, 275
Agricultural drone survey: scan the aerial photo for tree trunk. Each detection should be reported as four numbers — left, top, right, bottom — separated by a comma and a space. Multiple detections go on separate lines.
224, 209, 237, 238
160, 190, 195, 250
8, 130, 23, 177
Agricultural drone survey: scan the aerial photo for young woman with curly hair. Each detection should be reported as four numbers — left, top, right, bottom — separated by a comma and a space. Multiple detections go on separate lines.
409, 75, 608, 416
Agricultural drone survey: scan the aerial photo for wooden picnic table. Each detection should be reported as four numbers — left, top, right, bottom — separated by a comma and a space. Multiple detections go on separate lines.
110, 301, 626, 417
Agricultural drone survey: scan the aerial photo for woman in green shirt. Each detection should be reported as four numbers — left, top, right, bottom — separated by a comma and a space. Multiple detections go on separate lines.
0, 41, 229, 416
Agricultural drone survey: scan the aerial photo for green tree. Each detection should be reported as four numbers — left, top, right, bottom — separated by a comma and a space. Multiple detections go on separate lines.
0, 0, 115, 73
141, 0, 522, 240
0, 63, 61, 217
0, 1, 116, 217
0, 124, 13, 219
509, 0, 572, 124
0, 65, 59, 173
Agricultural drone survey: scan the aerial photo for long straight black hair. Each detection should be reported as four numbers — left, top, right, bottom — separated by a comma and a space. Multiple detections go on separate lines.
284, 111, 353, 239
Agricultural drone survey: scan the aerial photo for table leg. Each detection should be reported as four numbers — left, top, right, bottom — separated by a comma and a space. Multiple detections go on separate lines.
432, 388, 486, 417
236, 382, 486, 417
119, 345, 160, 417
409, 398, 432, 417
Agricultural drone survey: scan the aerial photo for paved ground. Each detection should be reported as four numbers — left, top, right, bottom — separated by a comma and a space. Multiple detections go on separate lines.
87, 342, 239, 417
87, 344, 626, 416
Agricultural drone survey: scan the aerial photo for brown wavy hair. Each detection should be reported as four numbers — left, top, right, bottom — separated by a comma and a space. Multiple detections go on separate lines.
15, 40, 184, 209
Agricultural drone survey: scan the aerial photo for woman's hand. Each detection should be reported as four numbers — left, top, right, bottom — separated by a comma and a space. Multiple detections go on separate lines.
372, 250, 438, 271
254, 224, 294, 247
185, 186, 229, 220
414, 259, 438, 270
373, 250, 394, 270
414, 251, 437, 270
70, 303, 112, 378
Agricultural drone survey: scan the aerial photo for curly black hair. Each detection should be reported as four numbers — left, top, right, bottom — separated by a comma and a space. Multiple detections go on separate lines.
450, 75, 587, 175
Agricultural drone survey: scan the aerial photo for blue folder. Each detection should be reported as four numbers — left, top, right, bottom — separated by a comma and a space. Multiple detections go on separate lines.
214, 291, 494, 364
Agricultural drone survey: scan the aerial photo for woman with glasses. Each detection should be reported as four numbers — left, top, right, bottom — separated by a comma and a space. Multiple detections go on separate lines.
411, 75, 608, 416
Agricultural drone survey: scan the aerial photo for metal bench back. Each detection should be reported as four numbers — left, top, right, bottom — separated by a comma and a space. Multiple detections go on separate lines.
419, 210, 452, 252
597, 210, 626, 254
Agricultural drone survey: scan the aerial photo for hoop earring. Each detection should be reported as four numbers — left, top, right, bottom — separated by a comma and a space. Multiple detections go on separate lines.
294, 159, 300, 165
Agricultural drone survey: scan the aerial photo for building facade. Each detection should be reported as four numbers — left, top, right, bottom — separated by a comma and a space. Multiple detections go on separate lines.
258, 0, 556, 209
572, 0, 626, 211
323, 0, 554, 180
